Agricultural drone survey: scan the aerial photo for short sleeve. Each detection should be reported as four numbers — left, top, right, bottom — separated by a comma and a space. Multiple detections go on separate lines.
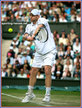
38, 18, 48, 26
24, 24, 30, 34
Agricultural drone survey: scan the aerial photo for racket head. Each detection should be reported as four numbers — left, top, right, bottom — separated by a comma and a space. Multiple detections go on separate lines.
35, 27, 48, 43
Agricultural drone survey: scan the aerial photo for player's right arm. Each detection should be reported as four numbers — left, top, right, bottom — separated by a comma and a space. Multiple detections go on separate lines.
23, 24, 34, 41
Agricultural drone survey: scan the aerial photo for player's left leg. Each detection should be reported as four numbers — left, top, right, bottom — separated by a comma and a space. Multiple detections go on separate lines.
42, 50, 56, 102
44, 65, 52, 88
43, 65, 52, 102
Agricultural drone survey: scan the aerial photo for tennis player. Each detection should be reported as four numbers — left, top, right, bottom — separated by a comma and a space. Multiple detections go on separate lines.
22, 9, 57, 103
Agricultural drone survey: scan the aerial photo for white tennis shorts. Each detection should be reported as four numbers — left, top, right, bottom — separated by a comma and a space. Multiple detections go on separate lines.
32, 49, 56, 68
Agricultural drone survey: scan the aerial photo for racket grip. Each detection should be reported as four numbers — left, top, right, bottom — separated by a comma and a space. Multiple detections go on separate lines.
33, 35, 37, 40
33, 36, 36, 40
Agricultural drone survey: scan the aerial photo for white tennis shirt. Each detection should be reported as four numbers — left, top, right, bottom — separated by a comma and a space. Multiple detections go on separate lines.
25, 17, 56, 54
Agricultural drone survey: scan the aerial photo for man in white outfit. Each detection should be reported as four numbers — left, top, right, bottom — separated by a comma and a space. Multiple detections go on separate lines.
22, 9, 57, 103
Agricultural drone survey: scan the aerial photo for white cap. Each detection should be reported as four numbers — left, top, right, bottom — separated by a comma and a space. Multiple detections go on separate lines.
31, 9, 40, 16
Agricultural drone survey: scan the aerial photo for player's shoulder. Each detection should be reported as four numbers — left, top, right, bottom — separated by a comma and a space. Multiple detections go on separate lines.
26, 23, 31, 28
26, 23, 32, 26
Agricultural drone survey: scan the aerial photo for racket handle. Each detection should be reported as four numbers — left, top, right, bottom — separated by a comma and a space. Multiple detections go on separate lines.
33, 35, 39, 41
33, 36, 36, 40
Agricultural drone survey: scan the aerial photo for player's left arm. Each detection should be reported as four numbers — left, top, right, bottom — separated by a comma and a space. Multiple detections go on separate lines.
32, 24, 44, 39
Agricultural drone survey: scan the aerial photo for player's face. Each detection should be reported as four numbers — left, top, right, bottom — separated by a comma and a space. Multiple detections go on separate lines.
30, 14, 38, 23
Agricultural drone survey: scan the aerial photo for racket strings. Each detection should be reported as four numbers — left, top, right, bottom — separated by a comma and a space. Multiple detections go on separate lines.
35, 28, 48, 43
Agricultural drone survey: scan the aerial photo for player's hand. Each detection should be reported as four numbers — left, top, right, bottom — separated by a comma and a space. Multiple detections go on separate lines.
27, 36, 34, 41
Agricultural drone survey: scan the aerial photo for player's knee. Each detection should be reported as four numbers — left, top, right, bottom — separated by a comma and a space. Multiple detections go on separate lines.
45, 70, 51, 76
30, 70, 36, 77
45, 66, 51, 76
30, 68, 38, 76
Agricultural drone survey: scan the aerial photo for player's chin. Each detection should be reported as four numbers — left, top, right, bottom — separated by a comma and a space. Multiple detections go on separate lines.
31, 18, 37, 22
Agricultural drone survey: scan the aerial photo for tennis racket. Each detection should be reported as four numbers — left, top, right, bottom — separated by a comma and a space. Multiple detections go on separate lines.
34, 27, 48, 43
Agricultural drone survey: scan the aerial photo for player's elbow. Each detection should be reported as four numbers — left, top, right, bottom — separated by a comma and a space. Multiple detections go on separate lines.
38, 24, 44, 29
